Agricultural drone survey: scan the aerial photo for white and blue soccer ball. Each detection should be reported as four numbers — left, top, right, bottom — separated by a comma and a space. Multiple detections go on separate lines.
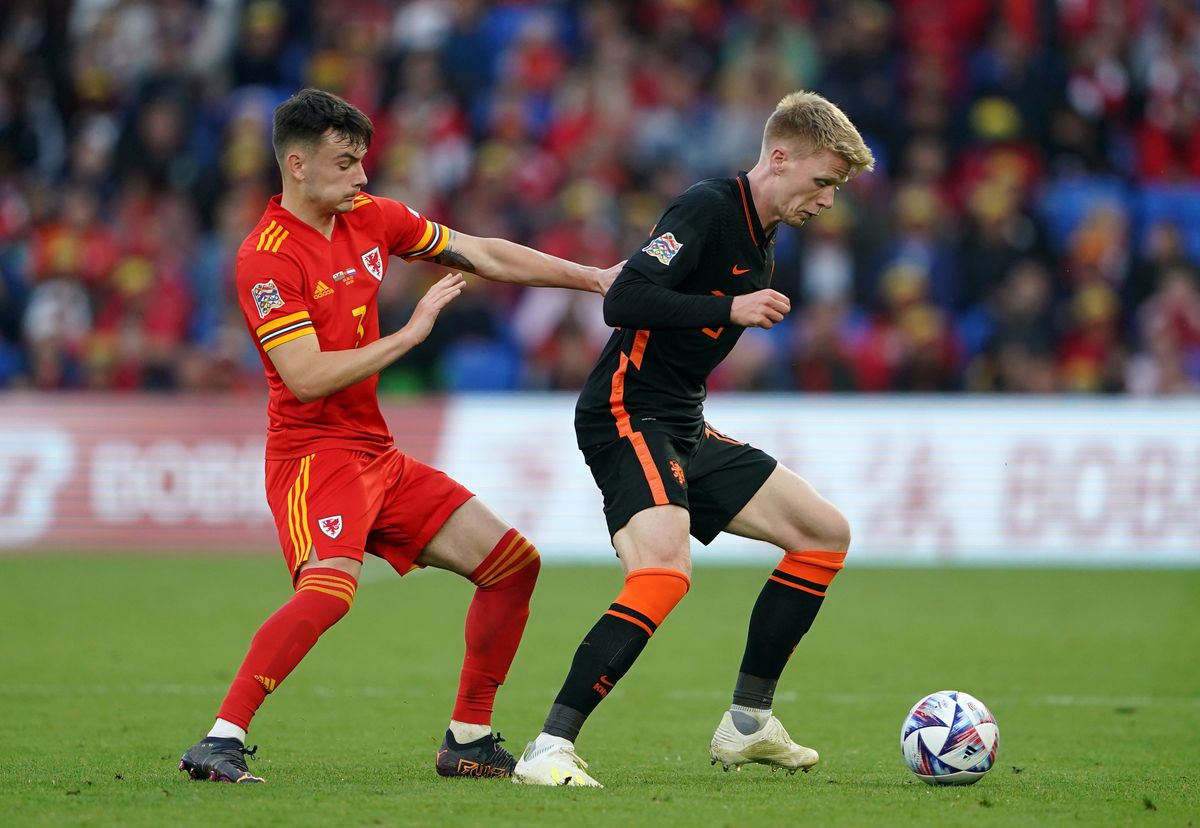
901, 690, 999, 785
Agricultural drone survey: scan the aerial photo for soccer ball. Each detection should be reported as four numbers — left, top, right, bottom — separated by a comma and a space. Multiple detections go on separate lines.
900, 690, 999, 785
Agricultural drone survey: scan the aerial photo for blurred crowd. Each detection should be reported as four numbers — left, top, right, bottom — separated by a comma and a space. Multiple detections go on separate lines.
1, 0, 1199, 395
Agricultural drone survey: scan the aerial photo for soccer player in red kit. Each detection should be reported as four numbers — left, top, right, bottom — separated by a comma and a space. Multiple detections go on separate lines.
179, 89, 619, 783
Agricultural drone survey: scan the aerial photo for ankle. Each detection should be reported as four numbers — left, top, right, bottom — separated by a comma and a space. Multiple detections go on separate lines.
729, 705, 772, 735
207, 718, 247, 743
449, 720, 492, 743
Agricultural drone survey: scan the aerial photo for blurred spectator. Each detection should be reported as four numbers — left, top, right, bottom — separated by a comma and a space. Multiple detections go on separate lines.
0, 0, 1197, 395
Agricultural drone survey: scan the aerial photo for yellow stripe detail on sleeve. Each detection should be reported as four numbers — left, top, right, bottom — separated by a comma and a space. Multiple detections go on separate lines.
261, 327, 315, 352
427, 225, 449, 257
269, 229, 289, 253
256, 220, 278, 251
257, 311, 311, 337
404, 221, 435, 255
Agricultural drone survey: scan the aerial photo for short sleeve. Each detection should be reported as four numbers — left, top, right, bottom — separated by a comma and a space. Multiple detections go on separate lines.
367, 194, 451, 262
236, 254, 316, 353
626, 186, 718, 290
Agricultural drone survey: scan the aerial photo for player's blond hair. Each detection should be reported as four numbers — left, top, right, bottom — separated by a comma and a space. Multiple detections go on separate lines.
763, 91, 875, 175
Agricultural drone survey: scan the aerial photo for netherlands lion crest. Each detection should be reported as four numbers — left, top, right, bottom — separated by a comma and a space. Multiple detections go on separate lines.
669, 458, 687, 487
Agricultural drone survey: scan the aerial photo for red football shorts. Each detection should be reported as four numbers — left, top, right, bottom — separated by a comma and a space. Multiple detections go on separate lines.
264, 447, 474, 579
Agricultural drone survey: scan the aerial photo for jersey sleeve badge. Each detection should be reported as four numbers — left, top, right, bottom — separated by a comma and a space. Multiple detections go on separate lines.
642, 232, 683, 266
251, 279, 286, 318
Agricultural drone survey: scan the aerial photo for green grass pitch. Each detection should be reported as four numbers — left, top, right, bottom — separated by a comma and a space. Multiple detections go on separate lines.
1, 556, 1197, 827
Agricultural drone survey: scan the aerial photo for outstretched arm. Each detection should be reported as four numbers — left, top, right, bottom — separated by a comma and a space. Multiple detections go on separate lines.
267, 273, 464, 403
431, 230, 619, 295
603, 266, 791, 330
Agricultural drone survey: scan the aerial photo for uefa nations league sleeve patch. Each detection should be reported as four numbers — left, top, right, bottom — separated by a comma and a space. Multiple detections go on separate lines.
641, 232, 683, 266
252, 280, 286, 318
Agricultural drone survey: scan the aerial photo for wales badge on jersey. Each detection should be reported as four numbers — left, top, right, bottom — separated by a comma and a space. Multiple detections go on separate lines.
361, 246, 384, 281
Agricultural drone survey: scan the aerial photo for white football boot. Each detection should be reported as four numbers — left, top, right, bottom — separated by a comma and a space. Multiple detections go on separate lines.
512, 734, 604, 787
709, 710, 819, 774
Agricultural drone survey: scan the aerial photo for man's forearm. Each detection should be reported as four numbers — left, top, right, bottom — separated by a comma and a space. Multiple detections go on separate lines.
283, 332, 416, 402
603, 271, 733, 329
455, 237, 603, 293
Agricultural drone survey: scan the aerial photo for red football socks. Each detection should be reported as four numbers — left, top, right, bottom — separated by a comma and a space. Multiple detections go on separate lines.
216, 567, 357, 730
452, 529, 541, 724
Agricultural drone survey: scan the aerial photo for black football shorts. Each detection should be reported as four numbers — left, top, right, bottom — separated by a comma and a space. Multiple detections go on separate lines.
580, 422, 778, 544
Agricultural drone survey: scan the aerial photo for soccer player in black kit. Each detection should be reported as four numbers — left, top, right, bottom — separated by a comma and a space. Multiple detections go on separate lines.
514, 91, 875, 787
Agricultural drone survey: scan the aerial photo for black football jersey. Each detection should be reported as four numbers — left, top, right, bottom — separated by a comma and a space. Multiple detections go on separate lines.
575, 173, 776, 447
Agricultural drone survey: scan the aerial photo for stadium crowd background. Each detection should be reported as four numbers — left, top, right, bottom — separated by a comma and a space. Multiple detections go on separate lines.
0, 0, 1198, 396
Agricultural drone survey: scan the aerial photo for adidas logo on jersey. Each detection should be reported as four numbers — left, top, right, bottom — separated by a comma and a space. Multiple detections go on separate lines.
313, 280, 334, 299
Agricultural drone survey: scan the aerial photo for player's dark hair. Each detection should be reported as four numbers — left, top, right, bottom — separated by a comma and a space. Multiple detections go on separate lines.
272, 88, 373, 161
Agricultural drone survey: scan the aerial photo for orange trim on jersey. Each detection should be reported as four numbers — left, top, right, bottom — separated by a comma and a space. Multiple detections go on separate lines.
608, 330, 668, 505
735, 177, 759, 246
351, 194, 373, 210
701, 290, 727, 339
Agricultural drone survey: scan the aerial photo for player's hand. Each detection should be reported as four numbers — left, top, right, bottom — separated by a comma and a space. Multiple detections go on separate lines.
594, 261, 625, 296
730, 289, 791, 328
403, 272, 465, 345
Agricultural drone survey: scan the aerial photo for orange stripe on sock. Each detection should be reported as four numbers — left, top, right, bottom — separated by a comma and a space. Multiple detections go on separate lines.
297, 584, 355, 606
299, 575, 358, 597
470, 529, 526, 586
779, 550, 846, 587
768, 574, 827, 597
479, 546, 540, 588
604, 609, 655, 637
296, 569, 358, 606
615, 567, 691, 627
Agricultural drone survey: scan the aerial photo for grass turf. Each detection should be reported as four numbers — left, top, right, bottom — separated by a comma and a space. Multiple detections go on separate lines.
1, 557, 1197, 827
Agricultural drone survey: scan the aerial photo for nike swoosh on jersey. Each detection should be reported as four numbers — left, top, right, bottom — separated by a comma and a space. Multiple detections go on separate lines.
732, 265, 750, 275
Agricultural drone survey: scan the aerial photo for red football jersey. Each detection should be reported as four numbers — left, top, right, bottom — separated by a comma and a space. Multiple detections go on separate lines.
236, 193, 449, 459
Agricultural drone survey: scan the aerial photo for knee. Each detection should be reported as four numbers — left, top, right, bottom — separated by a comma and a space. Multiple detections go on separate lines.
824, 509, 852, 553
641, 548, 692, 579
807, 507, 851, 553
